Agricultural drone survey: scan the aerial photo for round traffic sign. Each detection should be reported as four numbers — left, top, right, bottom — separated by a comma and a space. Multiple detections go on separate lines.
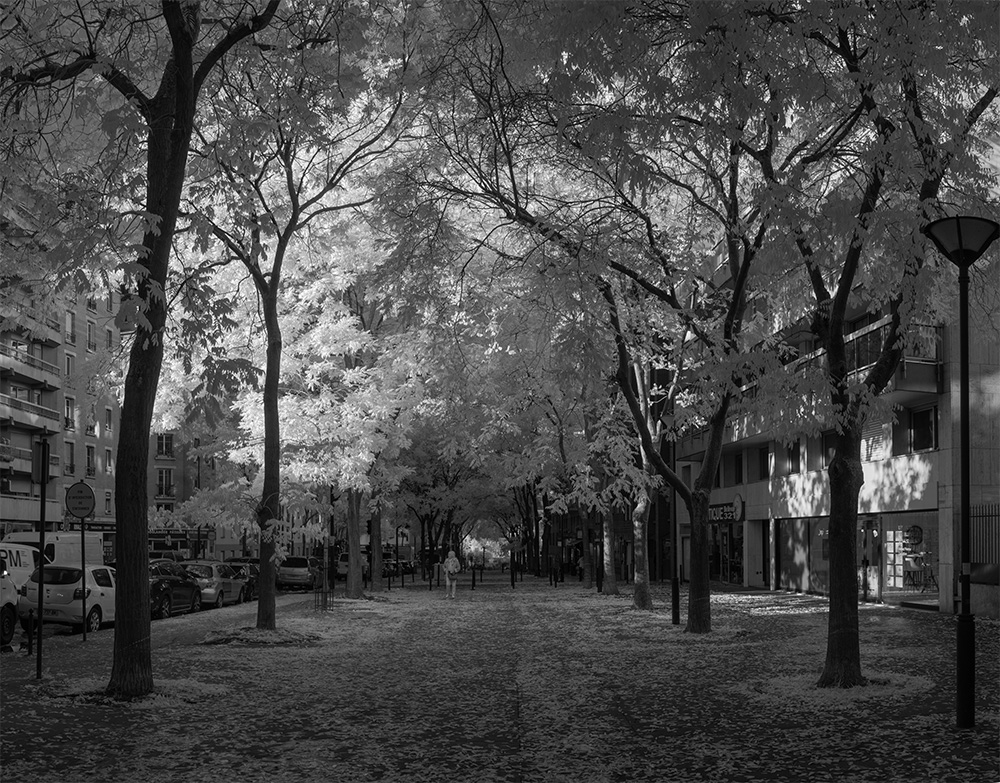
65, 481, 96, 518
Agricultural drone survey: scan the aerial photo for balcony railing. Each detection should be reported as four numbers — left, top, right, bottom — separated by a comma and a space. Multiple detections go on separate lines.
64, 463, 76, 476
0, 343, 61, 377
65, 330, 77, 345
64, 416, 76, 430
85, 424, 96, 436
86, 466, 96, 477
0, 393, 61, 422
156, 485, 176, 498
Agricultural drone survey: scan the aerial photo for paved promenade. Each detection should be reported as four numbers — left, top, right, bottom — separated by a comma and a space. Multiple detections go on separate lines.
1, 572, 997, 783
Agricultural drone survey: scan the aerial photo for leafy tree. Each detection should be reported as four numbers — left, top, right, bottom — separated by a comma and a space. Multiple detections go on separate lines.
735, 0, 999, 686
2, 0, 280, 698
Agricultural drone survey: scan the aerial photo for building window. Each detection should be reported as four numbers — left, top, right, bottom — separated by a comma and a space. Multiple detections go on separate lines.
156, 433, 174, 458
65, 352, 75, 376
788, 440, 800, 474
64, 397, 76, 430
65, 311, 76, 345
105, 491, 112, 515
86, 445, 96, 477
733, 451, 743, 485
822, 431, 837, 468
157, 468, 174, 497
757, 446, 770, 480
105, 408, 113, 433
910, 407, 937, 452
86, 321, 97, 352
65, 441, 75, 476
104, 448, 113, 474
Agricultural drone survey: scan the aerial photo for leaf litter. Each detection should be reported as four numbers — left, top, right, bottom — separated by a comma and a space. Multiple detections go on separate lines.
0, 577, 996, 783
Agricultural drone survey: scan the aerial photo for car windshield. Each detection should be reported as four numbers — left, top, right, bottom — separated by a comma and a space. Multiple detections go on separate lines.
31, 567, 82, 585
281, 557, 308, 568
185, 564, 213, 578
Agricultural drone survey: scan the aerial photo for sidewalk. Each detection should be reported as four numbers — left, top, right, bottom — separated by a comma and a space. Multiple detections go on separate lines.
1, 577, 997, 783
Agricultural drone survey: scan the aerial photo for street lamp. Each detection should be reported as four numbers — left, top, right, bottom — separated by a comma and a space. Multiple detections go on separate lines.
924, 214, 1000, 730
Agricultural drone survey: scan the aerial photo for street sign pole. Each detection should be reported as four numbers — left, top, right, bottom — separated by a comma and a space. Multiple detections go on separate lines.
31, 439, 50, 680
65, 482, 96, 641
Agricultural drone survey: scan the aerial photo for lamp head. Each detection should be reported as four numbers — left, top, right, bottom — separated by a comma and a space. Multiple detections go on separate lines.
923, 215, 1000, 269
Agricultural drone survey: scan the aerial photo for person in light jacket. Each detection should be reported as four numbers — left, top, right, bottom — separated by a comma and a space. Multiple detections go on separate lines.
443, 549, 461, 599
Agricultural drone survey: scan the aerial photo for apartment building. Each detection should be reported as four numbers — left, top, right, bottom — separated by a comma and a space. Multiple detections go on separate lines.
1, 289, 120, 560
669, 299, 999, 619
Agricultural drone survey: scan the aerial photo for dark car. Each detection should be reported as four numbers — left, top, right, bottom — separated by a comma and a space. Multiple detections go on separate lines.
226, 557, 260, 600
276, 556, 318, 590
148, 559, 202, 619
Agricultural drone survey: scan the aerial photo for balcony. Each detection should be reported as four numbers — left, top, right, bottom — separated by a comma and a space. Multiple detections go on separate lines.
65, 330, 77, 346
64, 416, 76, 430
86, 465, 96, 477
0, 342, 60, 384
85, 423, 96, 436
2, 300, 61, 341
64, 462, 76, 476
87, 338, 97, 352
0, 493, 62, 522
156, 485, 176, 498
0, 393, 61, 429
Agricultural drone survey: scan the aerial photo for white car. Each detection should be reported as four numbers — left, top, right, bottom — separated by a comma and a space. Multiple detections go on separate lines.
0, 558, 18, 646
17, 564, 116, 634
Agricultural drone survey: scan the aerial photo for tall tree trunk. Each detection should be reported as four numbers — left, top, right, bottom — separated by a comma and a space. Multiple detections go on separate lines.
686, 489, 712, 633
632, 486, 653, 609
254, 290, 282, 630
109, 62, 194, 700
818, 427, 866, 687
601, 512, 619, 595
345, 489, 364, 598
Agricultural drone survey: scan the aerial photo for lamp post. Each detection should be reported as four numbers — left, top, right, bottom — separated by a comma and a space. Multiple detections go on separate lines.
924, 214, 1000, 730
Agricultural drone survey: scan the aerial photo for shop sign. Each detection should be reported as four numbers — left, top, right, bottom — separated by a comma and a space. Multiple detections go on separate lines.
708, 494, 744, 523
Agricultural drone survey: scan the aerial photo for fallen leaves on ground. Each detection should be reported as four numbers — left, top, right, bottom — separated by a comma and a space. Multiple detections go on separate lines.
0, 575, 996, 783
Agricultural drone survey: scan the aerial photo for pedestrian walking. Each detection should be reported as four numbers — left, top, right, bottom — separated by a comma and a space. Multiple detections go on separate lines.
443, 549, 461, 599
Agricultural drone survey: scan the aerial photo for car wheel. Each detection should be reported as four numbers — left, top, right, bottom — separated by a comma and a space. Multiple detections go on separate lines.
85, 606, 102, 633
0, 606, 15, 646
157, 595, 171, 620
214, 592, 224, 609
190, 592, 202, 613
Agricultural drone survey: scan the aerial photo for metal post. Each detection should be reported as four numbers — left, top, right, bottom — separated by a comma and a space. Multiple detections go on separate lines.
670, 438, 681, 625
80, 514, 87, 641
33, 438, 49, 679
956, 264, 975, 729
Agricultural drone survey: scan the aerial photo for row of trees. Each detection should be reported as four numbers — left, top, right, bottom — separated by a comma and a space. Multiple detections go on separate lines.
2, 0, 996, 699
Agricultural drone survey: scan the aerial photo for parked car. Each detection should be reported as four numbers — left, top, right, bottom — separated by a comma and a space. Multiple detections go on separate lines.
181, 560, 247, 608
1, 558, 19, 645
226, 559, 260, 600
149, 550, 185, 562
148, 559, 202, 619
16, 564, 116, 634
276, 556, 318, 590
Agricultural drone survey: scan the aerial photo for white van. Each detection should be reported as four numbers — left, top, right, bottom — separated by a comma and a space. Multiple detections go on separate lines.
0, 543, 46, 590
0, 532, 105, 588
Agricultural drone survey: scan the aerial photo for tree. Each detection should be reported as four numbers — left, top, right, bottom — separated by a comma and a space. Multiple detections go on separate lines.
738, 0, 999, 686
2, 0, 280, 698
182, 1, 418, 626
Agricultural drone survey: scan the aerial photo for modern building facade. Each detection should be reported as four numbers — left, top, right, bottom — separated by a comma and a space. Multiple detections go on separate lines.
668, 294, 999, 619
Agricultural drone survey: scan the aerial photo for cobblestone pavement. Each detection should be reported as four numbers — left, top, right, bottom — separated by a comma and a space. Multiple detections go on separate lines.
1, 573, 997, 783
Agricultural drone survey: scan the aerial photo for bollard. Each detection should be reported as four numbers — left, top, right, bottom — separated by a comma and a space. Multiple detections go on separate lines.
471, 568, 476, 590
